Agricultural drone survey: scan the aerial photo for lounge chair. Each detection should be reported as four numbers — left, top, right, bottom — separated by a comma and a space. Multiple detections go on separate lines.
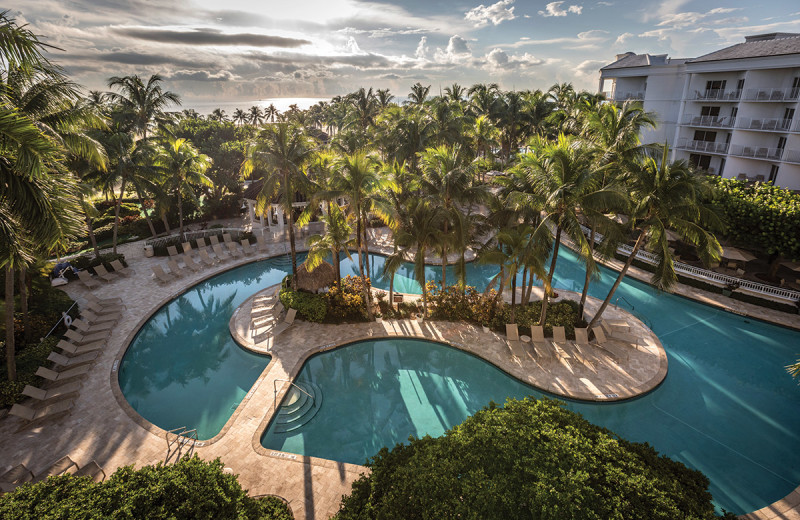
152, 264, 172, 284
226, 241, 242, 258
47, 351, 99, 368
505, 324, 525, 359
84, 300, 125, 316
57, 339, 104, 355
196, 237, 211, 252
529, 326, 552, 360
77, 270, 100, 289
274, 308, 297, 335
256, 235, 269, 252
574, 328, 590, 345
0, 464, 33, 485
167, 259, 187, 277
74, 461, 106, 482
21, 381, 82, 403
592, 327, 607, 344
109, 259, 132, 277
182, 254, 203, 272
35, 365, 90, 382
551, 326, 573, 368
181, 242, 194, 256
33, 456, 77, 482
167, 245, 180, 257
209, 235, 221, 247
552, 326, 567, 344
80, 309, 120, 325
64, 328, 109, 345
222, 233, 233, 243
93, 264, 118, 283
198, 249, 217, 266
212, 243, 230, 261
72, 317, 114, 332
241, 239, 256, 256
9, 400, 73, 429
85, 293, 123, 306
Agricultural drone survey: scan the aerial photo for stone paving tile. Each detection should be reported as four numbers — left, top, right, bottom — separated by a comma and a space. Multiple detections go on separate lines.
1, 234, 797, 520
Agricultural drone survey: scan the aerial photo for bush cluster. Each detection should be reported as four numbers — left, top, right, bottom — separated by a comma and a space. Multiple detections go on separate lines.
324, 276, 371, 322
279, 288, 327, 322
0, 456, 293, 520
0, 337, 60, 408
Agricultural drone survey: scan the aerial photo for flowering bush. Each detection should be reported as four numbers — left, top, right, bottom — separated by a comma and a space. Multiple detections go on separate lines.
323, 276, 372, 322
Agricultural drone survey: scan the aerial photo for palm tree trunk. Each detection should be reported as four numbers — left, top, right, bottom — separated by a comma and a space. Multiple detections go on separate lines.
356, 214, 365, 277
5, 268, 16, 381
520, 267, 527, 305
540, 225, 562, 326
20, 268, 29, 344
579, 226, 596, 319
178, 188, 185, 243
587, 232, 646, 333
161, 213, 171, 233
362, 215, 370, 276
112, 177, 127, 255
332, 247, 341, 287
86, 215, 101, 260
511, 272, 517, 323
136, 189, 158, 238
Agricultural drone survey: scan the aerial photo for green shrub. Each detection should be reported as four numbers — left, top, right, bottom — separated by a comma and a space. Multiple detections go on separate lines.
0, 337, 61, 408
336, 398, 727, 520
278, 289, 327, 322
0, 456, 294, 520
324, 276, 371, 322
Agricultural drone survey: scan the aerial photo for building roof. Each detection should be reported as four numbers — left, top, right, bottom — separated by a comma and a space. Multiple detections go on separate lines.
689, 33, 800, 63
600, 52, 683, 71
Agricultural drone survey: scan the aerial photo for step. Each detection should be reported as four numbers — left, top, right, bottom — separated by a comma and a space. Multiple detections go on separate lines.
273, 381, 323, 434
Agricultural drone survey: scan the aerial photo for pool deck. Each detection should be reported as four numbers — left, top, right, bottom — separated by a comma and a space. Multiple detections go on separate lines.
0, 235, 798, 519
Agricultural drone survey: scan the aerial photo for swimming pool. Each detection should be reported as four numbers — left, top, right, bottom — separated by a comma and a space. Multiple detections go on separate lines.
119, 249, 800, 514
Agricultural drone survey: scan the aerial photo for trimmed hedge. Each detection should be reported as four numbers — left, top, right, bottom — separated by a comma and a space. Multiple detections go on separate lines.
279, 288, 327, 322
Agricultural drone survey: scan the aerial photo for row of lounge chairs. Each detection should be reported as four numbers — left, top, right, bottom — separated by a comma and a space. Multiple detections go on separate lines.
249, 290, 297, 344
8, 294, 124, 431
153, 234, 269, 283
0, 456, 106, 493
77, 260, 132, 289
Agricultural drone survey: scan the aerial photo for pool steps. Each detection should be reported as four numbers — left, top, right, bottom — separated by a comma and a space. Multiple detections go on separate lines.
273, 381, 323, 434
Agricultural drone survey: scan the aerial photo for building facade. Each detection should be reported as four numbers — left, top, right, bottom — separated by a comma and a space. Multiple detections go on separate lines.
599, 33, 800, 190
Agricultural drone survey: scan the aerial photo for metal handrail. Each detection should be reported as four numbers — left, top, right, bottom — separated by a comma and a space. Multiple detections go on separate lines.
273, 379, 315, 411
165, 426, 198, 451
615, 296, 634, 310
579, 224, 800, 303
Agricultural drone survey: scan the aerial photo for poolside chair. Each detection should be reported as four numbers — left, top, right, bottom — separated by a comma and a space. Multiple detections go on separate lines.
152, 264, 173, 284
93, 264, 118, 283
181, 242, 194, 256
167, 245, 180, 257
47, 351, 99, 368
74, 461, 106, 482
33, 456, 77, 482
72, 317, 114, 333
592, 327, 608, 344
212, 243, 230, 261
226, 241, 243, 258
196, 237, 211, 252
552, 326, 567, 344
9, 400, 73, 430
241, 239, 256, 256
574, 328, 590, 345
256, 235, 269, 252
222, 233, 233, 243
0, 464, 33, 486
35, 365, 90, 383
80, 309, 120, 325
57, 339, 104, 355
198, 249, 217, 267
109, 259, 133, 277
64, 327, 109, 345
167, 259, 187, 278
209, 235, 221, 247
274, 308, 297, 335
77, 270, 101, 290
21, 381, 82, 403
84, 300, 125, 316
529, 326, 552, 360
182, 254, 203, 272
85, 293, 123, 306
505, 324, 525, 359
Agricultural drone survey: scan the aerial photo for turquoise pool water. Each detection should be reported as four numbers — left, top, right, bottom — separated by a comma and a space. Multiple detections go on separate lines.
119, 249, 800, 514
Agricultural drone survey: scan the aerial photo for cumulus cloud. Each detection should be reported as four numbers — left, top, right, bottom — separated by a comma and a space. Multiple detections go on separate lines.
167, 69, 236, 81
483, 48, 544, 70
538, 2, 583, 17
344, 36, 362, 54
575, 59, 606, 77
415, 36, 429, 60
465, 0, 516, 28
434, 35, 472, 64
113, 27, 310, 47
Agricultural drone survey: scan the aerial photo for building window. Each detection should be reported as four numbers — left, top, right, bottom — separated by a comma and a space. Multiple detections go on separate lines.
769, 165, 779, 183
689, 154, 712, 170
700, 106, 720, 117
737, 79, 745, 92
693, 130, 716, 142
777, 136, 786, 151
792, 77, 800, 99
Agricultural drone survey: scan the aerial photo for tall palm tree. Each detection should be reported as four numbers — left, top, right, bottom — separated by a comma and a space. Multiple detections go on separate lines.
587, 148, 722, 332
240, 123, 315, 286
408, 82, 431, 105
155, 136, 212, 242
346, 87, 379, 132
210, 108, 228, 122
249, 105, 265, 126
305, 202, 355, 287
468, 83, 500, 119
106, 74, 180, 141
232, 108, 247, 127
376, 88, 394, 109
443, 83, 466, 102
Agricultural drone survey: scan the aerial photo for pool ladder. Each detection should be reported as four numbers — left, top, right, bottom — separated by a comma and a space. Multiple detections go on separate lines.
165, 426, 198, 451
615, 296, 635, 310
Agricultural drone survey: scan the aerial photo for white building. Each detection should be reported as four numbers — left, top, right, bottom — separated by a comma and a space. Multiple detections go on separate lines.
599, 33, 800, 190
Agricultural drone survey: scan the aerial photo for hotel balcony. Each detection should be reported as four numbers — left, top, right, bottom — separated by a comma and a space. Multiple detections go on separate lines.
612, 91, 645, 101
742, 87, 800, 102
675, 139, 729, 155
735, 117, 794, 132
783, 149, 800, 164
680, 114, 736, 128
691, 89, 741, 101
728, 144, 784, 161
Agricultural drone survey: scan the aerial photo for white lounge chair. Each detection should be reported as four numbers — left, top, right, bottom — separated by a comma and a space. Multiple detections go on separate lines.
74, 461, 106, 482
47, 351, 99, 368
93, 264, 118, 283
64, 328, 109, 345
167, 259, 187, 277
167, 245, 180, 257
182, 254, 203, 272
77, 270, 100, 290
198, 249, 217, 266
72, 318, 113, 333
256, 235, 269, 252
85, 294, 123, 306
33, 456, 77, 482
226, 241, 243, 258
212, 243, 230, 261
21, 381, 82, 403
274, 308, 297, 335
80, 309, 120, 325
35, 365, 90, 382
152, 264, 172, 284
505, 324, 525, 359
57, 339, 104, 355
9, 401, 74, 429
109, 259, 133, 277
241, 239, 256, 256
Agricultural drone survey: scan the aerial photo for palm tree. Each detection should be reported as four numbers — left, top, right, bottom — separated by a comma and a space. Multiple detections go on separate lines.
249, 105, 265, 126
240, 123, 315, 286
443, 83, 466, 102
408, 82, 431, 105
305, 202, 355, 287
155, 136, 212, 242
468, 83, 500, 119
210, 108, 228, 122
232, 108, 247, 127
376, 88, 394, 109
587, 148, 722, 332
265, 104, 279, 123
106, 74, 180, 141
346, 87, 379, 132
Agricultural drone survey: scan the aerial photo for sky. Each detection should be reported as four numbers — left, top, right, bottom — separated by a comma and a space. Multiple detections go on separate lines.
11, 0, 800, 106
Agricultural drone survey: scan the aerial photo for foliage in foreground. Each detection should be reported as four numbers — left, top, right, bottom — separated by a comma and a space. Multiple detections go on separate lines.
337, 398, 731, 520
0, 456, 293, 520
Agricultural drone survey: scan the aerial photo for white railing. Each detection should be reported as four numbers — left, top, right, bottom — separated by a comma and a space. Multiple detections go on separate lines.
692, 89, 741, 101
728, 145, 784, 161
743, 87, 800, 102
615, 91, 644, 101
578, 224, 800, 303
783, 149, 800, 164
794, 120, 800, 133
736, 117, 793, 132
681, 114, 736, 128
675, 139, 729, 154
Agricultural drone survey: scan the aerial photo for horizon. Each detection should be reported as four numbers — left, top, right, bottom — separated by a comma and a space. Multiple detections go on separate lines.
13, 1, 800, 105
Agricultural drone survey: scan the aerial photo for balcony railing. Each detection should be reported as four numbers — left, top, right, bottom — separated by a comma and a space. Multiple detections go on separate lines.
692, 89, 741, 101
735, 117, 793, 132
783, 149, 800, 164
728, 145, 784, 161
742, 87, 800, 102
614, 91, 644, 101
676, 139, 729, 154
794, 120, 800, 133
681, 114, 735, 128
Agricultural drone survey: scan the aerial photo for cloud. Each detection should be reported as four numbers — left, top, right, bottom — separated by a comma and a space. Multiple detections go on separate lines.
434, 35, 472, 63
504, 30, 607, 49
615, 32, 634, 45
483, 48, 544, 70
538, 2, 583, 17
575, 59, 606, 77
415, 36, 429, 59
166, 69, 236, 81
465, 0, 516, 28
656, 7, 741, 29
112, 27, 310, 47
597, 1, 614, 6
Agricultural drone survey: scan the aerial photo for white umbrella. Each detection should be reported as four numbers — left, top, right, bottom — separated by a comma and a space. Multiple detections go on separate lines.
721, 246, 757, 263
